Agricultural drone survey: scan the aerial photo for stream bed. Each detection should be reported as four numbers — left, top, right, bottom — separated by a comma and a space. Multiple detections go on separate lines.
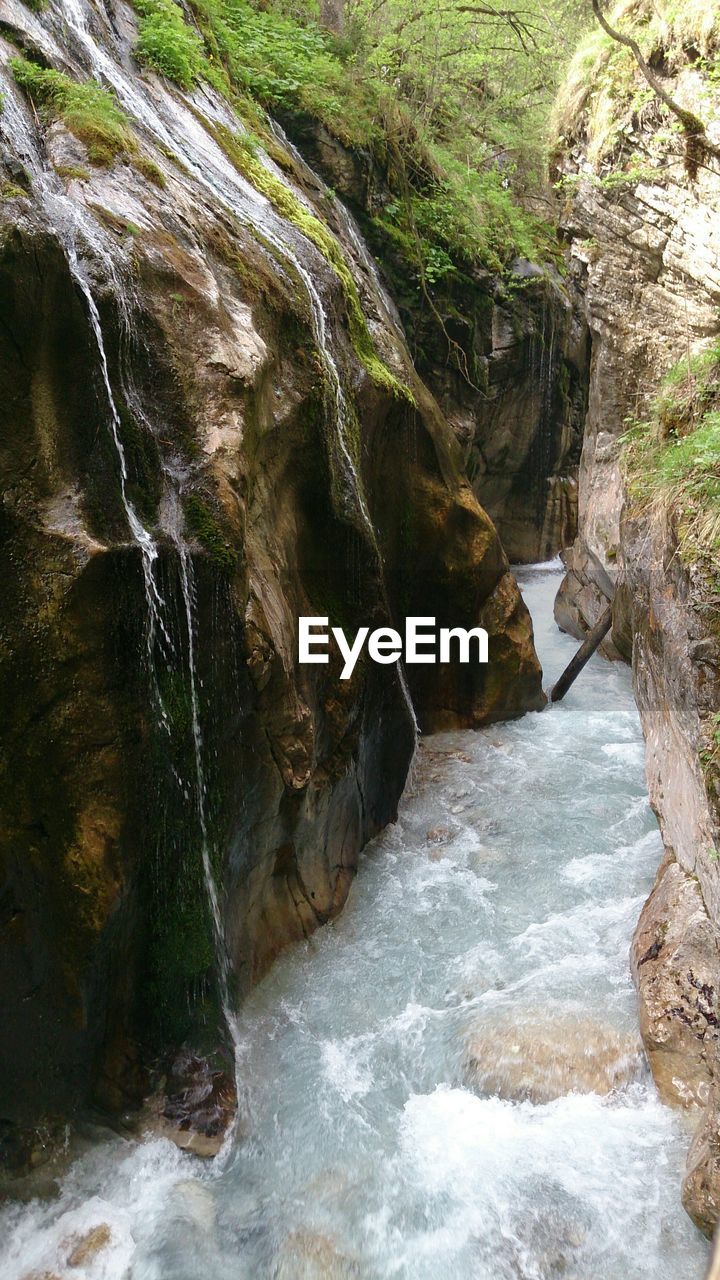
1, 563, 710, 1279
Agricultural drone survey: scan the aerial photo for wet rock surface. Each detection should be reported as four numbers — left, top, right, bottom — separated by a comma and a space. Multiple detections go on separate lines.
631, 854, 720, 1110
684, 1079, 720, 1238
139, 1051, 237, 1158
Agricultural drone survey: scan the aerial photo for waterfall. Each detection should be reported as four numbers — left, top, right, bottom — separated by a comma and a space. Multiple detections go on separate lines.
70, 240, 234, 1018
177, 541, 233, 1014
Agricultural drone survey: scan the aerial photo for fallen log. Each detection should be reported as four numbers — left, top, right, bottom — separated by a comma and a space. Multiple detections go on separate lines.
550, 606, 614, 703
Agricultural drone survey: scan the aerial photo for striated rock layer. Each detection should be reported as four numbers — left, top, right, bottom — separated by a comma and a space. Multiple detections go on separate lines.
554, 53, 720, 1233
0, 0, 544, 1154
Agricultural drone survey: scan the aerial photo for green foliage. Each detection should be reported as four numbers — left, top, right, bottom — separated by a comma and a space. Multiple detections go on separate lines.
0, 182, 29, 200
185, 494, 237, 570
169, 0, 582, 284
623, 339, 720, 572
190, 0, 365, 133
553, 0, 720, 169
11, 58, 134, 165
133, 0, 209, 90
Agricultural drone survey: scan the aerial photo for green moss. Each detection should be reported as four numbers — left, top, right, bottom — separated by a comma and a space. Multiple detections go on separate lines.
210, 122, 413, 401
12, 57, 168, 189
185, 494, 237, 570
135, 152, 167, 187
54, 164, 91, 183
0, 183, 29, 200
11, 59, 135, 166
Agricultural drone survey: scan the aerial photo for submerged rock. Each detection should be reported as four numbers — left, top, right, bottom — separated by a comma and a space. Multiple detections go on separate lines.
273, 1229, 362, 1279
463, 1017, 643, 1104
64, 1223, 112, 1268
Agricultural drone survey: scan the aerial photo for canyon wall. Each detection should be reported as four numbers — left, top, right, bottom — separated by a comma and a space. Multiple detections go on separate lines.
555, 38, 720, 1234
0, 0, 545, 1158
281, 114, 589, 564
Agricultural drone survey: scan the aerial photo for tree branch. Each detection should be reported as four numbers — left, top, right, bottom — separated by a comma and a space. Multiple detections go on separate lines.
590, 0, 720, 174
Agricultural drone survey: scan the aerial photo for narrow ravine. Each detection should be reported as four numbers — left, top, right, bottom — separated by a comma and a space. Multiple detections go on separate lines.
1, 563, 709, 1279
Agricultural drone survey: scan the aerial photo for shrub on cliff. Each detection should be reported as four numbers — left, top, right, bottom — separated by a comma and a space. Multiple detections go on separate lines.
623, 339, 720, 570
134, 0, 208, 89
553, 0, 720, 172
10, 60, 134, 164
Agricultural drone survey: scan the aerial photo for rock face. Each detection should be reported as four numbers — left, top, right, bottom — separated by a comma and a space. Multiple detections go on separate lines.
449, 262, 589, 564
554, 83, 720, 650
0, 2, 544, 1149
622, 506, 720, 1234
281, 117, 589, 563
631, 853, 720, 1111
555, 51, 720, 1232
684, 1081, 720, 1237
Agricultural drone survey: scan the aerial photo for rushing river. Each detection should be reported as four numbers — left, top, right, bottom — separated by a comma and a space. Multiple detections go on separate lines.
1, 563, 709, 1279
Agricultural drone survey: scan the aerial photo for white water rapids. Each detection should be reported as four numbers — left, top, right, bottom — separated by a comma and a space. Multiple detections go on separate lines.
0, 563, 709, 1279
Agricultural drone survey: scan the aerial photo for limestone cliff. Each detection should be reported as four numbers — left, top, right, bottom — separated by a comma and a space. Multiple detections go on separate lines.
553, 4, 720, 1234
0, 0, 544, 1156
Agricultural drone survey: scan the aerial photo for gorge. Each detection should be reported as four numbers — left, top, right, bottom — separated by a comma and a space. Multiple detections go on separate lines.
0, 0, 719, 1277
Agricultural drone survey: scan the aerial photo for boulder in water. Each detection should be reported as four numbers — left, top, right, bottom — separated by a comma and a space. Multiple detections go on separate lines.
273, 1229, 362, 1279
139, 1051, 236, 1158
463, 1016, 643, 1104
631, 853, 720, 1110
64, 1223, 112, 1268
